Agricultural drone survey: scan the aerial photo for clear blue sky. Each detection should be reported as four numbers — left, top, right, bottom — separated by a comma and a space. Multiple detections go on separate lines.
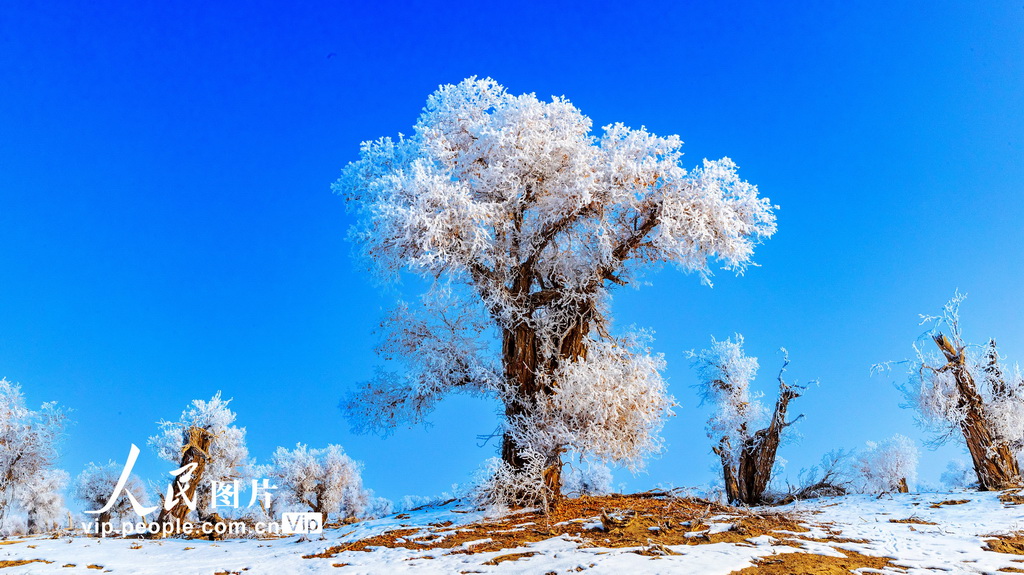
2, 1, 1023, 503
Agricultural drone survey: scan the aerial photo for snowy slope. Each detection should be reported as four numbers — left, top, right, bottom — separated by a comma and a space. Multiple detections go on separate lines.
2, 492, 1024, 574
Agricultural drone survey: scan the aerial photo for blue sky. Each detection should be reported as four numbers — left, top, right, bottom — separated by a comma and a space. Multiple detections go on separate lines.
2, 1, 1023, 503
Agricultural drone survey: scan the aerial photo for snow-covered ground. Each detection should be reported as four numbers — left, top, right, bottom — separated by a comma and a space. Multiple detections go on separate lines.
2, 491, 1024, 574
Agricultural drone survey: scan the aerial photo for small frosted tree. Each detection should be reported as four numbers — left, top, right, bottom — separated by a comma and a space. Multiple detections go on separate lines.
691, 335, 805, 505
901, 293, 1024, 490
268, 444, 367, 524
564, 461, 614, 497
0, 378, 67, 528
852, 434, 919, 494
18, 468, 68, 534
336, 77, 776, 500
940, 459, 975, 490
149, 392, 251, 520
75, 461, 150, 534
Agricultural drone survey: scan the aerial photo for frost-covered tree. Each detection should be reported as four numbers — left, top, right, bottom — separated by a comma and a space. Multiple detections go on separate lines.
901, 293, 1024, 490
268, 444, 367, 523
0, 378, 67, 528
336, 77, 776, 499
940, 459, 975, 490
75, 461, 150, 533
149, 392, 251, 518
18, 468, 68, 534
691, 335, 805, 505
852, 435, 919, 494
564, 461, 614, 497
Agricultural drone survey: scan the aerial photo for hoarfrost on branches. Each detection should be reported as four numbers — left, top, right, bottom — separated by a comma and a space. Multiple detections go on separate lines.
470, 455, 549, 512
852, 434, 919, 494
18, 468, 68, 534
74, 461, 150, 522
336, 76, 776, 496
148, 392, 252, 516
0, 378, 67, 528
564, 461, 614, 497
690, 335, 806, 504
690, 335, 769, 467
504, 330, 673, 472
341, 288, 501, 435
940, 459, 975, 490
268, 444, 368, 520
903, 293, 1024, 449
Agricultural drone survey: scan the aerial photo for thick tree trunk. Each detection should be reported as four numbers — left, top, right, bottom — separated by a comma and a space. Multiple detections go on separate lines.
722, 382, 801, 506
499, 305, 591, 503
155, 426, 213, 535
933, 333, 1021, 490
500, 325, 538, 468
96, 510, 111, 538
500, 323, 565, 501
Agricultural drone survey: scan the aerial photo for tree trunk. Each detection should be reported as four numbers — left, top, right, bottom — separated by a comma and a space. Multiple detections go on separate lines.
933, 333, 1021, 490
26, 511, 39, 535
312, 490, 329, 528
500, 323, 566, 501
723, 382, 800, 506
500, 325, 539, 475
96, 510, 111, 538
499, 306, 592, 503
896, 478, 909, 493
714, 439, 740, 504
155, 426, 213, 535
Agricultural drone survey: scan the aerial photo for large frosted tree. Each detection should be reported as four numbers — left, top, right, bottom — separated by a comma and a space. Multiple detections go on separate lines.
336, 77, 777, 500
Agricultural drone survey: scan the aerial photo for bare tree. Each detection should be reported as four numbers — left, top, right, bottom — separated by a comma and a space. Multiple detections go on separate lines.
691, 335, 805, 505
337, 77, 777, 501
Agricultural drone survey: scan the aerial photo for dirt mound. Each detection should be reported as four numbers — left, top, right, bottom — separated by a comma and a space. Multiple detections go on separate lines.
986, 533, 1024, 555
305, 492, 810, 560
730, 548, 895, 574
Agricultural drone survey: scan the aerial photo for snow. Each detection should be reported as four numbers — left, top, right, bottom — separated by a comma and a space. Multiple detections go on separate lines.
3, 492, 1024, 573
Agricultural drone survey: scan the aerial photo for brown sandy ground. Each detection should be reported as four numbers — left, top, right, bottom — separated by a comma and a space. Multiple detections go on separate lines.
303, 492, 902, 573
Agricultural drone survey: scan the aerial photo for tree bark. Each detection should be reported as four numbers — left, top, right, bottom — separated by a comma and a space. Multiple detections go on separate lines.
713, 438, 740, 504
500, 323, 566, 501
498, 299, 593, 503
96, 510, 111, 538
896, 478, 909, 493
933, 333, 1021, 490
155, 426, 213, 535
721, 380, 801, 506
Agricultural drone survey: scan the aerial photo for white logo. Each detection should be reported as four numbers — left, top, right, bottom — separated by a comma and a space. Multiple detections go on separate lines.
281, 512, 323, 534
